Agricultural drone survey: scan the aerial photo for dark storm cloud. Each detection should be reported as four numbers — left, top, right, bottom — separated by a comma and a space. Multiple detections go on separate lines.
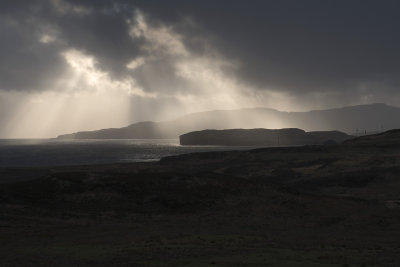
54, 8, 141, 79
136, 0, 400, 94
0, 0, 142, 91
0, 2, 66, 91
1, 0, 400, 97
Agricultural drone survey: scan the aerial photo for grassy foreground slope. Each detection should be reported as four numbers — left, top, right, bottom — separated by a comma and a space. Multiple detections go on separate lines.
1, 130, 400, 266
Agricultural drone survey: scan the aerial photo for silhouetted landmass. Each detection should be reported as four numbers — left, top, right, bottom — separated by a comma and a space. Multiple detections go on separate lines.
180, 128, 352, 146
57, 103, 400, 139
57, 121, 173, 139
2, 130, 400, 266
343, 128, 400, 147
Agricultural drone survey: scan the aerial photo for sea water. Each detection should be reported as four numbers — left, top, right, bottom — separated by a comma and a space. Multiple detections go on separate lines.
0, 139, 253, 167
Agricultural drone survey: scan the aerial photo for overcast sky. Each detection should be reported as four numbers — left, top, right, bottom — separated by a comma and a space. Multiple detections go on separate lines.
1, 0, 400, 137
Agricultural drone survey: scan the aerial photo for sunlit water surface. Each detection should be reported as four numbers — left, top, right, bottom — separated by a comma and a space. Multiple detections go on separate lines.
0, 139, 257, 167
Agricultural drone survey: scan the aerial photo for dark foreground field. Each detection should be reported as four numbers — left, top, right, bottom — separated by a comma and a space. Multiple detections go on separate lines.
1, 131, 400, 266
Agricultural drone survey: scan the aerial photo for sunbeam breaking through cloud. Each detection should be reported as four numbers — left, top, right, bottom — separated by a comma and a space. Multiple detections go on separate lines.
1, 1, 400, 138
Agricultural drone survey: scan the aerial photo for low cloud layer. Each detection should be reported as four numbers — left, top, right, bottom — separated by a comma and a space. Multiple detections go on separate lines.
1, 0, 400, 137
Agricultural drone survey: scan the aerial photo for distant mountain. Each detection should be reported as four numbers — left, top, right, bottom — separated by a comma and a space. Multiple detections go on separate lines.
57, 103, 400, 139
179, 128, 352, 146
